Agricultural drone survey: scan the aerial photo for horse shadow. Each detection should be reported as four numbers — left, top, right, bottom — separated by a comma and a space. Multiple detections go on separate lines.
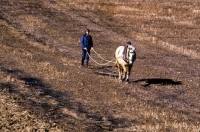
133, 78, 182, 87
93, 66, 182, 87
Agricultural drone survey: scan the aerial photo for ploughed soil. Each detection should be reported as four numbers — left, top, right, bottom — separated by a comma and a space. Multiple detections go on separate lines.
0, 0, 199, 131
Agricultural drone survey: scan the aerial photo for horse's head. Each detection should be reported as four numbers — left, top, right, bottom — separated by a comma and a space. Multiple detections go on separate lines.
127, 45, 136, 64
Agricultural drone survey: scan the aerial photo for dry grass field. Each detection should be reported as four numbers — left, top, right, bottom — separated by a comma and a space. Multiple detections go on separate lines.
0, 0, 200, 131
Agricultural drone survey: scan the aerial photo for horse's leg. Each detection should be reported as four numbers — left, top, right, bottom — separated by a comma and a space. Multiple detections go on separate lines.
126, 65, 132, 83
117, 63, 122, 80
118, 67, 121, 80
121, 66, 124, 80
122, 65, 127, 81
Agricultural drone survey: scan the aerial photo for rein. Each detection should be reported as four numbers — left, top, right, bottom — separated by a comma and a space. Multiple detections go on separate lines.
87, 49, 116, 66
92, 49, 115, 62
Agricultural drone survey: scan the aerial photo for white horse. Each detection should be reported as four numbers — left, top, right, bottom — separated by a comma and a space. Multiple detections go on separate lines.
115, 45, 136, 83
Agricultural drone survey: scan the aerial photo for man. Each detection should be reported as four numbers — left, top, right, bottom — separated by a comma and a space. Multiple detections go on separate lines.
81, 29, 93, 67
123, 41, 132, 61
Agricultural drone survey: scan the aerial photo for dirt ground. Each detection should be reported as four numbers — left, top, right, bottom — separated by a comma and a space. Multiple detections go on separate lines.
0, 0, 199, 131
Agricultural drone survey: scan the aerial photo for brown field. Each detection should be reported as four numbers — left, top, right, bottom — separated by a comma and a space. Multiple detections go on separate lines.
0, 0, 200, 131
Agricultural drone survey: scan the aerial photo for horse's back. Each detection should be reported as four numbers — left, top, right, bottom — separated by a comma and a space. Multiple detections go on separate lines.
115, 46, 126, 65
115, 46, 124, 58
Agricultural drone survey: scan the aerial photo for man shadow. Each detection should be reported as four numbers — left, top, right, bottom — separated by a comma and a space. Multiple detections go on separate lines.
133, 78, 182, 87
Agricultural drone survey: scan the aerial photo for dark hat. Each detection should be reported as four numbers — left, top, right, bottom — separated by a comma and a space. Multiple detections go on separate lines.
86, 29, 90, 32
126, 41, 131, 45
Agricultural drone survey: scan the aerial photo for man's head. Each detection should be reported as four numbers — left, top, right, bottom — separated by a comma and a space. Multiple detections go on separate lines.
126, 41, 131, 45
85, 29, 90, 35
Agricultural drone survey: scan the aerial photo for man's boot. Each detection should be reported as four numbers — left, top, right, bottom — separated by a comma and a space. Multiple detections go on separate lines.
81, 60, 84, 66
86, 61, 88, 68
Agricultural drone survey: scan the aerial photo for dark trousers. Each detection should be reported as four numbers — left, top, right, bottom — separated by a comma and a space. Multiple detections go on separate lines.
82, 49, 90, 65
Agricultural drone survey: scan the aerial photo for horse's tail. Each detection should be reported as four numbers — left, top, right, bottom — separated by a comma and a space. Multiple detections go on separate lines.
113, 52, 118, 67
113, 61, 117, 67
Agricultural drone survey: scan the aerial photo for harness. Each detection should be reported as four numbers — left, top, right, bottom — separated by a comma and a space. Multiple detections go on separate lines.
123, 45, 130, 63
123, 45, 135, 64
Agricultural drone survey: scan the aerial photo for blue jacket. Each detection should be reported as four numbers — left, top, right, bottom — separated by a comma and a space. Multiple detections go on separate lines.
81, 34, 93, 50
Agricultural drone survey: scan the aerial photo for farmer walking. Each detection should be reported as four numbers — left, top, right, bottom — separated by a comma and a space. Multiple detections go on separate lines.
81, 29, 94, 67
